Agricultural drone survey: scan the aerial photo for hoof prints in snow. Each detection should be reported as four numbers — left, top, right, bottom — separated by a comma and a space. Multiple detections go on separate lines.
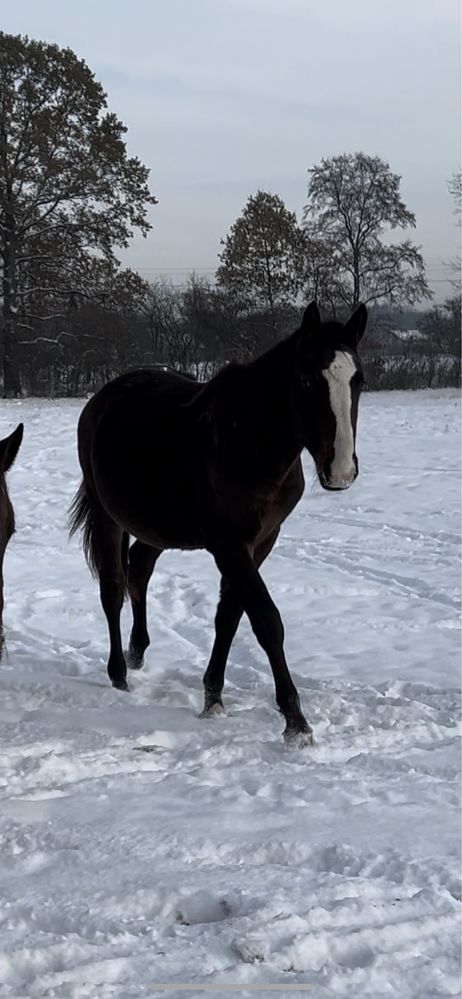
0, 390, 460, 998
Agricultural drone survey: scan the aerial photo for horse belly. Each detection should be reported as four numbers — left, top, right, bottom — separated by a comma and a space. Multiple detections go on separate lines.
100, 471, 205, 550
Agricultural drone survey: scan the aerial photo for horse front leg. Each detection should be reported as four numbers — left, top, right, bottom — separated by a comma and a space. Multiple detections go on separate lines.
0, 560, 4, 658
211, 542, 313, 746
201, 529, 280, 718
201, 577, 242, 717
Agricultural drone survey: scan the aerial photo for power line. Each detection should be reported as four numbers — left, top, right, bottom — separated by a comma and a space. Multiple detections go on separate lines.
134, 266, 217, 273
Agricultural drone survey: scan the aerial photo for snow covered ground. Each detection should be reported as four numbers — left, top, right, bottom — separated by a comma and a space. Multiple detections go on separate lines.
0, 389, 460, 999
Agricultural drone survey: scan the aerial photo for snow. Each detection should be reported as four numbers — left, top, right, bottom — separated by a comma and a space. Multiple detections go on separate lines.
390, 329, 425, 341
0, 389, 460, 999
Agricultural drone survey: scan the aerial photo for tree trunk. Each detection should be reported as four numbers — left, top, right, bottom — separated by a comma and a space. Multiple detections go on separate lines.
352, 248, 360, 308
2, 327, 21, 396
1, 201, 21, 397
263, 243, 277, 331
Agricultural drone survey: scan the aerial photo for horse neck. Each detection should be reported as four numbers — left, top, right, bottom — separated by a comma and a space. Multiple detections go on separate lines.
243, 337, 301, 478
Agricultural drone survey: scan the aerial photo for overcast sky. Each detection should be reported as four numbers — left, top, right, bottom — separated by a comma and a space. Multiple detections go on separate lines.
4, 0, 461, 301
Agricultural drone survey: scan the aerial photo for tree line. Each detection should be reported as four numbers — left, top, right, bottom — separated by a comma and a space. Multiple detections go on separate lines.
1, 32, 460, 396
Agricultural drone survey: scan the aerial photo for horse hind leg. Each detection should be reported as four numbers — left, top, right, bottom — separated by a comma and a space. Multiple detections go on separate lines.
70, 478, 128, 690
92, 511, 128, 691
126, 540, 161, 669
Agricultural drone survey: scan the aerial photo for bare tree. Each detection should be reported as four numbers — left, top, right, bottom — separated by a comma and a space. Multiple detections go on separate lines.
303, 152, 432, 312
449, 172, 462, 218
447, 172, 461, 293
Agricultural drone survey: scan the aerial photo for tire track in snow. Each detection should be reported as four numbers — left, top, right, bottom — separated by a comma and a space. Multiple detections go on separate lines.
290, 544, 460, 610
303, 511, 461, 549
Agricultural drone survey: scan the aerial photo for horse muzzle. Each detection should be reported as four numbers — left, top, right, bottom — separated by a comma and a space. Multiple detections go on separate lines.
318, 455, 358, 491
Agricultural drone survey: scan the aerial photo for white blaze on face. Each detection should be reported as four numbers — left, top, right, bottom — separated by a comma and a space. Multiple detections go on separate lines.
322, 351, 357, 488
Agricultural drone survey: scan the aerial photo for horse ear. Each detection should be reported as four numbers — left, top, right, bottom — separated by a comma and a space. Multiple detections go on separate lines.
343, 304, 367, 347
300, 301, 321, 335
0, 423, 23, 474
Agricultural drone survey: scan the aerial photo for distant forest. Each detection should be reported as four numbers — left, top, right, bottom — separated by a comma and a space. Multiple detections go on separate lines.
16, 283, 461, 397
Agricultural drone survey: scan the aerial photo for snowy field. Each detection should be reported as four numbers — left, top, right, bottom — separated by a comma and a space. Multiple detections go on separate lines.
0, 389, 460, 999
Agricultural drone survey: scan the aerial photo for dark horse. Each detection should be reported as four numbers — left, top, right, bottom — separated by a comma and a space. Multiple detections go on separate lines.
70, 302, 367, 746
0, 423, 23, 653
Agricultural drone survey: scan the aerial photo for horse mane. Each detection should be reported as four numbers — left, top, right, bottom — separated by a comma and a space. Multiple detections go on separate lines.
185, 335, 297, 463
184, 362, 249, 454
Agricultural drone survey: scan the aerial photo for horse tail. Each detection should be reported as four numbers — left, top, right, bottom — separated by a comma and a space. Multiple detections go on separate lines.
69, 481, 130, 593
68, 479, 99, 578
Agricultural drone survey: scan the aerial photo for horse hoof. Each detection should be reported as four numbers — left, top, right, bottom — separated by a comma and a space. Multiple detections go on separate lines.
200, 702, 226, 719
125, 649, 144, 670
283, 726, 315, 748
112, 678, 129, 692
